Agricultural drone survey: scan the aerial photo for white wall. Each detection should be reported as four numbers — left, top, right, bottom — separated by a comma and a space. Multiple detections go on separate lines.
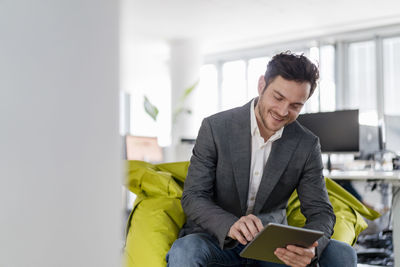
120, 36, 171, 145
0, 1, 121, 266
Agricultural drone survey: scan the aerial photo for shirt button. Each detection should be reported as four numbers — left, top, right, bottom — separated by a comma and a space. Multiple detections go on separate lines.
255, 171, 259, 176
251, 197, 255, 201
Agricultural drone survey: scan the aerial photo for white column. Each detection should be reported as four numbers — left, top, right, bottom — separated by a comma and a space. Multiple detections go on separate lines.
168, 39, 202, 161
0, 1, 121, 267
170, 39, 202, 144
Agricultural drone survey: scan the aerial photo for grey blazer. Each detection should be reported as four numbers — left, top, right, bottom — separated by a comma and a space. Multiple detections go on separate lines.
180, 99, 336, 259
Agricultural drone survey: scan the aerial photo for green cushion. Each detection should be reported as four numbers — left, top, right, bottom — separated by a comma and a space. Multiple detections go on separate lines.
124, 198, 184, 267
123, 161, 187, 267
286, 178, 380, 245
124, 160, 380, 266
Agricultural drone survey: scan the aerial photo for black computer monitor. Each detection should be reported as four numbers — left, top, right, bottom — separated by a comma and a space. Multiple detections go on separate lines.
296, 110, 359, 153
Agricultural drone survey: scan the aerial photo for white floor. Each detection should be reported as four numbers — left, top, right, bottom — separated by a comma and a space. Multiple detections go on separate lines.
358, 264, 385, 267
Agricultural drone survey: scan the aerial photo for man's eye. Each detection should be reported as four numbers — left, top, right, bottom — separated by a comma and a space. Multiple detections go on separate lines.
274, 96, 282, 101
291, 105, 301, 110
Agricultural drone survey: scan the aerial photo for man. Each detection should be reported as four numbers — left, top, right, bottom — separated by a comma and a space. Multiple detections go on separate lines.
167, 52, 357, 267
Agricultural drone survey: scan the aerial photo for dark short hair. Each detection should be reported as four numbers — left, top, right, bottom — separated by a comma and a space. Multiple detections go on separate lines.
263, 51, 319, 98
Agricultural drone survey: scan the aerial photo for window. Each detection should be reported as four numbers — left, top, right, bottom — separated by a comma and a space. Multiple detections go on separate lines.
348, 41, 378, 126
130, 60, 171, 146
221, 60, 247, 110
210, 47, 337, 114
247, 57, 270, 101
193, 64, 219, 133
319, 45, 336, 112
203, 31, 400, 127
383, 37, 400, 115
303, 47, 320, 113
347, 41, 377, 111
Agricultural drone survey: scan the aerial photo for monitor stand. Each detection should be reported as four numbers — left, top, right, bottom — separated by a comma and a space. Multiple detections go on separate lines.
327, 153, 332, 173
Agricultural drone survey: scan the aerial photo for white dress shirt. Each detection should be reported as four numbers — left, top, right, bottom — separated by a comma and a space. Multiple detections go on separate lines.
246, 99, 284, 214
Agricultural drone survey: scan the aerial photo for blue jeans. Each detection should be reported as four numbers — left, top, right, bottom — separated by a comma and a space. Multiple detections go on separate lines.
166, 233, 357, 267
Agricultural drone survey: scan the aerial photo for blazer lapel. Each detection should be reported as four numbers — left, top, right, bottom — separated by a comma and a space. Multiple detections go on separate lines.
228, 101, 252, 214
253, 123, 300, 214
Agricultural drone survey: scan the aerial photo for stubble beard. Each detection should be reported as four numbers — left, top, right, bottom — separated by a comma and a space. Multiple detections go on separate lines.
257, 100, 279, 137
257, 99, 290, 133
257, 101, 269, 131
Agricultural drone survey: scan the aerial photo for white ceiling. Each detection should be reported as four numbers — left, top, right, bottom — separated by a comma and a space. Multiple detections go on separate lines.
121, 0, 400, 53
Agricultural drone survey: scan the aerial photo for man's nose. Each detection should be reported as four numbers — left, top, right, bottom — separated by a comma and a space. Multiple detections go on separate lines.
277, 102, 289, 117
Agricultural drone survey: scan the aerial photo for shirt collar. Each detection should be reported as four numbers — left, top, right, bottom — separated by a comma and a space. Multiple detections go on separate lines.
250, 98, 284, 143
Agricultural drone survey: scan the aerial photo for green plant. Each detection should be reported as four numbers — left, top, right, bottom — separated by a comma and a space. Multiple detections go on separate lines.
173, 80, 199, 123
143, 95, 159, 121
143, 79, 199, 123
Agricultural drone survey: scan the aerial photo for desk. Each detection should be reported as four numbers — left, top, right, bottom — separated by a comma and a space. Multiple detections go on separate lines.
325, 170, 400, 265
324, 170, 400, 184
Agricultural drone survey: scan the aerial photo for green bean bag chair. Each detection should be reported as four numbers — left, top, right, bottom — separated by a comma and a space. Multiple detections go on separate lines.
286, 178, 380, 245
123, 160, 380, 267
123, 161, 188, 267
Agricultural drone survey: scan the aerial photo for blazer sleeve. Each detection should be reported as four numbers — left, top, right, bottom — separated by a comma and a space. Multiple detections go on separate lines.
181, 118, 239, 249
297, 137, 336, 260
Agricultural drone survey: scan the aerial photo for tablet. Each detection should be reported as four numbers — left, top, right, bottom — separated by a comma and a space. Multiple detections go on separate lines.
239, 223, 324, 264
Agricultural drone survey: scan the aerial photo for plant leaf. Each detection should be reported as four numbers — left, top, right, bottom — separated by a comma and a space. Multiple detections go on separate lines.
143, 95, 159, 121
180, 80, 199, 102
173, 79, 199, 123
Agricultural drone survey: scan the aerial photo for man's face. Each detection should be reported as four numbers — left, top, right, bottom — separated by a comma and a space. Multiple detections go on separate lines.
255, 75, 310, 135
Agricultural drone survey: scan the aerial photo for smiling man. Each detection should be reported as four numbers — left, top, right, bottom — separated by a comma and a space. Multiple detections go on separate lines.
167, 52, 357, 267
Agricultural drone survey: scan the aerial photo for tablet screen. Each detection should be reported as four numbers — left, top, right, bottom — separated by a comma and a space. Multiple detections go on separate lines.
239, 223, 324, 264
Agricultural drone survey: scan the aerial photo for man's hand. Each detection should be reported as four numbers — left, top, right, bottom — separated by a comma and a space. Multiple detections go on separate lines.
228, 214, 264, 245
274, 241, 318, 267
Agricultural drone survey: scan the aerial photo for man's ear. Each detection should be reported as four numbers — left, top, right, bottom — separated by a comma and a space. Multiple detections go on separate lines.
258, 75, 266, 95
